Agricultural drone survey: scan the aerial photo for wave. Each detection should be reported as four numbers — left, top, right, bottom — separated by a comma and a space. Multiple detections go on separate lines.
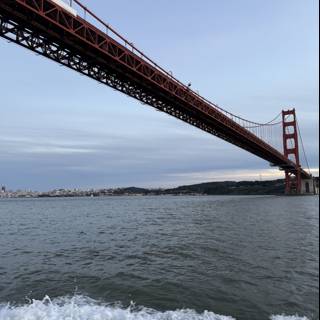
0, 295, 310, 320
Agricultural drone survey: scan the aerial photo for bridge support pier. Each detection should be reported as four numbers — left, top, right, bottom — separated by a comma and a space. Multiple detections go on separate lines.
284, 170, 301, 195
301, 178, 316, 194
284, 172, 316, 195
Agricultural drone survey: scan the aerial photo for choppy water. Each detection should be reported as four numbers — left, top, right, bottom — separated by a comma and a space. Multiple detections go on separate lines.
0, 195, 318, 320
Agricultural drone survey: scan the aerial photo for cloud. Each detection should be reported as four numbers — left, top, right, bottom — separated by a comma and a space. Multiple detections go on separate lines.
0, 121, 318, 190
0, 136, 102, 156
24, 146, 96, 155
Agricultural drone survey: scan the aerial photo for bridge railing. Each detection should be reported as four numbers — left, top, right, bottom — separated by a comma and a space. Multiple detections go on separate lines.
68, 1, 185, 84
64, 0, 284, 139
64, 0, 284, 153
64, 1, 256, 123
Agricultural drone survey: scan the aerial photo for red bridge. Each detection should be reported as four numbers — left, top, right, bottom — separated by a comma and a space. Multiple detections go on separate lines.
0, 0, 314, 194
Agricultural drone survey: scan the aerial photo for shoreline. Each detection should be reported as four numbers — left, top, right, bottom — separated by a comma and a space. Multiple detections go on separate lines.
1, 178, 318, 198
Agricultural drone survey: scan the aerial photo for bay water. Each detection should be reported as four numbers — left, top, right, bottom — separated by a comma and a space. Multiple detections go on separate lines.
0, 195, 318, 320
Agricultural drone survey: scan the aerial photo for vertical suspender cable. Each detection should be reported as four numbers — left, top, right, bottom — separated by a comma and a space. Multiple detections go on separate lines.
296, 117, 311, 175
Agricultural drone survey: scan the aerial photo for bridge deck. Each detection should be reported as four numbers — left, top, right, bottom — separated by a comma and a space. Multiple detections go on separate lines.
0, 0, 310, 179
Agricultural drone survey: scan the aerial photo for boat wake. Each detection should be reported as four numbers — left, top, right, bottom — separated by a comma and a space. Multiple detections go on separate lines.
0, 295, 310, 320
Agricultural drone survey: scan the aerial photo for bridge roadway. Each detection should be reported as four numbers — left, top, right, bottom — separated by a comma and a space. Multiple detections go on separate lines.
0, 0, 310, 179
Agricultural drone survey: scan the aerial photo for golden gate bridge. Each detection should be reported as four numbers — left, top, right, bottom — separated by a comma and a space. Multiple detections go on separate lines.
0, 0, 314, 194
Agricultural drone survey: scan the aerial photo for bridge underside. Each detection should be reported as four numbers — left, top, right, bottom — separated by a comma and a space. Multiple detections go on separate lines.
0, 0, 311, 184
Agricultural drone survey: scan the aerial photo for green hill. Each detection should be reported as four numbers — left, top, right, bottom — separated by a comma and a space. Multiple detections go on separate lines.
164, 179, 285, 195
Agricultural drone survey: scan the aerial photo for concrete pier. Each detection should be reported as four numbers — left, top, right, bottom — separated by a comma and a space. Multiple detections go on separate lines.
301, 178, 319, 195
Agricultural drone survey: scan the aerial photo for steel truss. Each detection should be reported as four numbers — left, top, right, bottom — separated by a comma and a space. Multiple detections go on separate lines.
0, 14, 262, 154
0, 15, 233, 140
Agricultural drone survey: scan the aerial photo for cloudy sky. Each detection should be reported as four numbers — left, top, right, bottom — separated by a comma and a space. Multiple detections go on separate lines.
0, 0, 318, 191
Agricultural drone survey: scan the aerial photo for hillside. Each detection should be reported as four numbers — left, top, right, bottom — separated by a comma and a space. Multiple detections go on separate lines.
163, 179, 285, 195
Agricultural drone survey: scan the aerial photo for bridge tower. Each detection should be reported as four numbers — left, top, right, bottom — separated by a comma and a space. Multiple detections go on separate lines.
282, 109, 302, 194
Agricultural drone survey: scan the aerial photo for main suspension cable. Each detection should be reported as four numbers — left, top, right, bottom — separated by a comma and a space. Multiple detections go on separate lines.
243, 112, 283, 129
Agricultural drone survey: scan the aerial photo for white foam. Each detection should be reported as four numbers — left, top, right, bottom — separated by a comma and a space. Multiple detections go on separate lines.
0, 295, 235, 320
0, 296, 310, 320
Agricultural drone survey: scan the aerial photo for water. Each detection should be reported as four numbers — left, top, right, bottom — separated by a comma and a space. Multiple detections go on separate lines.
0, 195, 318, 320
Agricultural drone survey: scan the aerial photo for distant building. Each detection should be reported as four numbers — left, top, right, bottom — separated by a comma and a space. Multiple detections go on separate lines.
1, 186, 6, 193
